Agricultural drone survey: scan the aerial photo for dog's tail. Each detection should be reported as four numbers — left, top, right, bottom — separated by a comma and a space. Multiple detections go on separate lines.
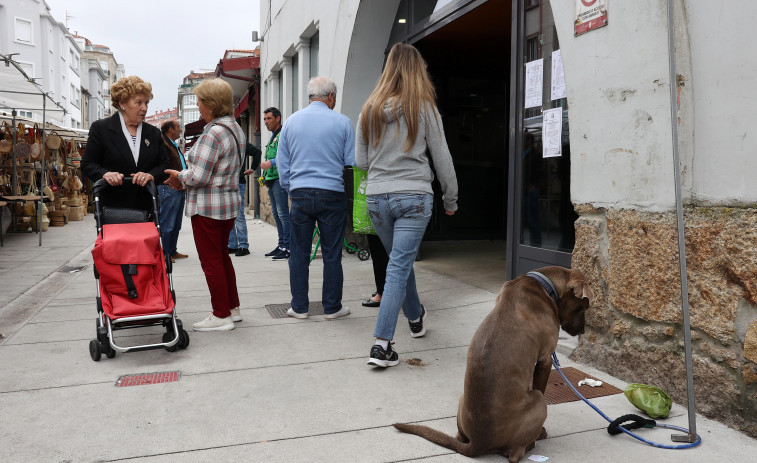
393, 423, 477, 457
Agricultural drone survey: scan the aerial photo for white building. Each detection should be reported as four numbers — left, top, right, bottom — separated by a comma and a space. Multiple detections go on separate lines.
260, 0, 757, 438
0, 0, 82, 128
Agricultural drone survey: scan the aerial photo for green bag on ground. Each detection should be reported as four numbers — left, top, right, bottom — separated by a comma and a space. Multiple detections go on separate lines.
352, 167, 375, 234
624, 383, 672, 419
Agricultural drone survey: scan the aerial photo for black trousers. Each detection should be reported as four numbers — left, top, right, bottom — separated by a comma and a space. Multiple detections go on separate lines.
367, 233, 389, 295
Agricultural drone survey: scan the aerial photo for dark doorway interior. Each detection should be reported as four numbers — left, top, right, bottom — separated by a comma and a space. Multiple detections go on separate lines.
413, 0, 511, 241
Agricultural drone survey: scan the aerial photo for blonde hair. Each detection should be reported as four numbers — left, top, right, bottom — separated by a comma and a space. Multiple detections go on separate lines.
359, 43, 437, 152
111, 76, 153, 109
194, 78, 233, 119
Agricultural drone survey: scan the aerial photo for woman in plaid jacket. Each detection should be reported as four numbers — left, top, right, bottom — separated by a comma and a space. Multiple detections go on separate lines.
164, 78, 246, 332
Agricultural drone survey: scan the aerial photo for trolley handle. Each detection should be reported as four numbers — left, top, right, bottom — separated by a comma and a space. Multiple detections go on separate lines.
93, 176, 158, 198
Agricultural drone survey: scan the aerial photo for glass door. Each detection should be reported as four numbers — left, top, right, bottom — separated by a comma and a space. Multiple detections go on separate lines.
507, 0, 576, 279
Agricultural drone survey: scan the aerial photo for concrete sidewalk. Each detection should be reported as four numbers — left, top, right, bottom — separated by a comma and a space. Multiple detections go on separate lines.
0, 213, 754, 462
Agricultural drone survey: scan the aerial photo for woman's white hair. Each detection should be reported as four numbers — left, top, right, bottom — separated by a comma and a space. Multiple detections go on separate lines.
307, 76, 337, 100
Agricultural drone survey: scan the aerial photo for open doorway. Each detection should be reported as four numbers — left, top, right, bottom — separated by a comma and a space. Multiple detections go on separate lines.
411, 0, 511, 241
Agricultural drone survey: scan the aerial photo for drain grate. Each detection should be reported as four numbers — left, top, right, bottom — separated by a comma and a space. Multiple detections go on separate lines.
266, 302, 325, 319
116, 371, 180, 387
58, 265, 87, 273
545, 367, 623, 405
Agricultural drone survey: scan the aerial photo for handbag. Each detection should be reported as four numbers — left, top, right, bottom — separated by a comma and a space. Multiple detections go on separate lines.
0, 122, 13, 154
66, 140, 82, 168
30, 124, 42, 159
46, 131, 62, 150
352, 167, 375, 234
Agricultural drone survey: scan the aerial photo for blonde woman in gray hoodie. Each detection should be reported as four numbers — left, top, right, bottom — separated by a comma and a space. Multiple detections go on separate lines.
356, 42, 458, 367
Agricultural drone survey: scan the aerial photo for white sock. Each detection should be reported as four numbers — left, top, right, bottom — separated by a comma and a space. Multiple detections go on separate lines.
410, 316, 421, 323
375, 339, 389, 349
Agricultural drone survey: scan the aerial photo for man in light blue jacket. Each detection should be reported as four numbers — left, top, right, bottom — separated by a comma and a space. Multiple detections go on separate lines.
277, 76, 356, 320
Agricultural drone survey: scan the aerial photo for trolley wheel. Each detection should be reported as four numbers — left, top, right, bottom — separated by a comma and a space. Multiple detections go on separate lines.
105, 347, 116, 359
89, 339, 102, 362
178, 330, 190, 349
346, 242, 358, 254
163, 331, 179, 352
358, 249, 371, 261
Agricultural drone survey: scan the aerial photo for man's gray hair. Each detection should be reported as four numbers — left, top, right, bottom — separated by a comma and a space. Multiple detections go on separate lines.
308, 76, 337, 100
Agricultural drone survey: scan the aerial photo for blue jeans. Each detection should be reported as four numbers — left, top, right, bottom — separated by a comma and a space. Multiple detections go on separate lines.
158, 185, 185, 256
288, 188, 346, 315
228, 183, 249, 249
268, 179, 290, 249
367, 193, 432, 340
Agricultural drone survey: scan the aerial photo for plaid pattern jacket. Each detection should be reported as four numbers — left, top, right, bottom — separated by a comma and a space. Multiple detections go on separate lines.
179, 116, 245, 220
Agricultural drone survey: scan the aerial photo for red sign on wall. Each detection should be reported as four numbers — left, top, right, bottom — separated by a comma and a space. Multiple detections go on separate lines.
575, 0, 608, 36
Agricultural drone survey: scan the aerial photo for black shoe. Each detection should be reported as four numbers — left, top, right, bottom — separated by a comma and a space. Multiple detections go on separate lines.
235, 248, 250, 257
409, 305, 426, 338
228, 248, 238, 254
272, 249, 290, 260
265, 247, 281, 257
362, 293, 381, 307
367, 343, 399, 367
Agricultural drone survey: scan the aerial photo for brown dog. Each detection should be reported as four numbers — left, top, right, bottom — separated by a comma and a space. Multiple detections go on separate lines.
394, 266, 593, 462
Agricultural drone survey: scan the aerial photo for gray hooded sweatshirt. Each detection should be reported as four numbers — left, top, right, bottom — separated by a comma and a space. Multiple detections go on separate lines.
355, 101, 458, 212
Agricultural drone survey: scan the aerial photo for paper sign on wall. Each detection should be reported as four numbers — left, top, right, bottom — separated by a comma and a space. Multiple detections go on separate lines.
551, 50, 566, 100
525, 59, 543, 109
542, 107, 563, 158
575, 0, 608, 36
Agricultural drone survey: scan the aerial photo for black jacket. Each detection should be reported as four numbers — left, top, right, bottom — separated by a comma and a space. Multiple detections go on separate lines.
82, 113, 169, 210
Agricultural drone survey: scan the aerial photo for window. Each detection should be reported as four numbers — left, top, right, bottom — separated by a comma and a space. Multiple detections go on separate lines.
20, 111, 33, 118
277, 70, 283, 109
15, 18, 33, 44
309, 33, 319, 78
49, 28, 54, 52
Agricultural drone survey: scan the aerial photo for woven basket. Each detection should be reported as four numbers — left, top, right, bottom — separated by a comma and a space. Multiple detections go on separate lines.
69, 205, 85, 221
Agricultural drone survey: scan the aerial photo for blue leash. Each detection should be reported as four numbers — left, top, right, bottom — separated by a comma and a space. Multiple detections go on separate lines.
551, 352, 701, 449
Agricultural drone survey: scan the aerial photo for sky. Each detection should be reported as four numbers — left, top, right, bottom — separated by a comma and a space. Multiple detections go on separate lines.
45, 0, 261, 116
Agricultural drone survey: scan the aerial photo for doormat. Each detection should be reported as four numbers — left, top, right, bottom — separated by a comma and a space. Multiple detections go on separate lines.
266, 302, 324, 319
116, 371, 180, 387
545, 367, 623, 405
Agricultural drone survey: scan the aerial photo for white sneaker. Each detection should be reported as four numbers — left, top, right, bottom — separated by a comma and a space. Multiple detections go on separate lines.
324, 306, 350, 320
230, 307, 242, 322
287, 308, 308, 319
192, 314, 235, 331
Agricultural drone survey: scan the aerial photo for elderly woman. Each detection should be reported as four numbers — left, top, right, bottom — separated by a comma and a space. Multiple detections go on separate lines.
82, 75, 169, 211
164, 78, 246, 332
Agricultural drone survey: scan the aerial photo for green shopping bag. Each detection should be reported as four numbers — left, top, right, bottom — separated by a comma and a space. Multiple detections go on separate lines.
352, 167, 375, 234
624, 383, 672, 419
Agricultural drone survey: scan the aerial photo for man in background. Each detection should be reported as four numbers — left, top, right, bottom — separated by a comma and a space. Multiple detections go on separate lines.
159, 119, 188, 262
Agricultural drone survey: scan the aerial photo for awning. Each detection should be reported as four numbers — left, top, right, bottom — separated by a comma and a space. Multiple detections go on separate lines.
215, 55, 259, 117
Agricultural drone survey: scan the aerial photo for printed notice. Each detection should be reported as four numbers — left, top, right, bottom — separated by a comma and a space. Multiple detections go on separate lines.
551, 50, 566, 100
542, 107, 563, 158
525, 59, 543, 109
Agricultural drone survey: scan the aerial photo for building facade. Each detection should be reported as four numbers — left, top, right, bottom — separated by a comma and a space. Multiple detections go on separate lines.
77, 39, 120, 120
177, 70, 215, 143
145, 107, 178, 129
260, 0, 757, 437
0, 0, 82, 128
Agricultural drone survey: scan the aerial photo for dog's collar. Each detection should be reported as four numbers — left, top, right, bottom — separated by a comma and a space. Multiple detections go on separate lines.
526, 271, 559, 305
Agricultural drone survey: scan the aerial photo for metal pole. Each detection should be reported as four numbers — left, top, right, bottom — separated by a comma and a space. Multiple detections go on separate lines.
666, 0, 697, 443
39, 95, 46, 246
11, 109, 18, 196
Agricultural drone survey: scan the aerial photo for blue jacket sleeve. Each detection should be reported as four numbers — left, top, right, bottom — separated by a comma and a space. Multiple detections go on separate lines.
277, 125, 291, 192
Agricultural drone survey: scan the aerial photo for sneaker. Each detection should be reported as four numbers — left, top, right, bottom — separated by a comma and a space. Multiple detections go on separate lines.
272, 249, 290, 260
230, 307, 242, 322
409, 305, 427, 338
265, 246, 282, 257
172, 252, 188, 259
235, 248, 250, 257
192, 313, 235, 331
287, 307, 308, 319
228, 247, 238, 254
367, 343, 400, 367
324, 306, 350, 320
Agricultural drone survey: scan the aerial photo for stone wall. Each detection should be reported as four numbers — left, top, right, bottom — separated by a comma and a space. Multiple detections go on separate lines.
571, 206, 757, 437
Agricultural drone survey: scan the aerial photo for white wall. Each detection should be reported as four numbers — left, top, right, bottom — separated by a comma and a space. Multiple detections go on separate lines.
259, 0, 360, 140
553, 0, 757, 209
683, 1, 757, 205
